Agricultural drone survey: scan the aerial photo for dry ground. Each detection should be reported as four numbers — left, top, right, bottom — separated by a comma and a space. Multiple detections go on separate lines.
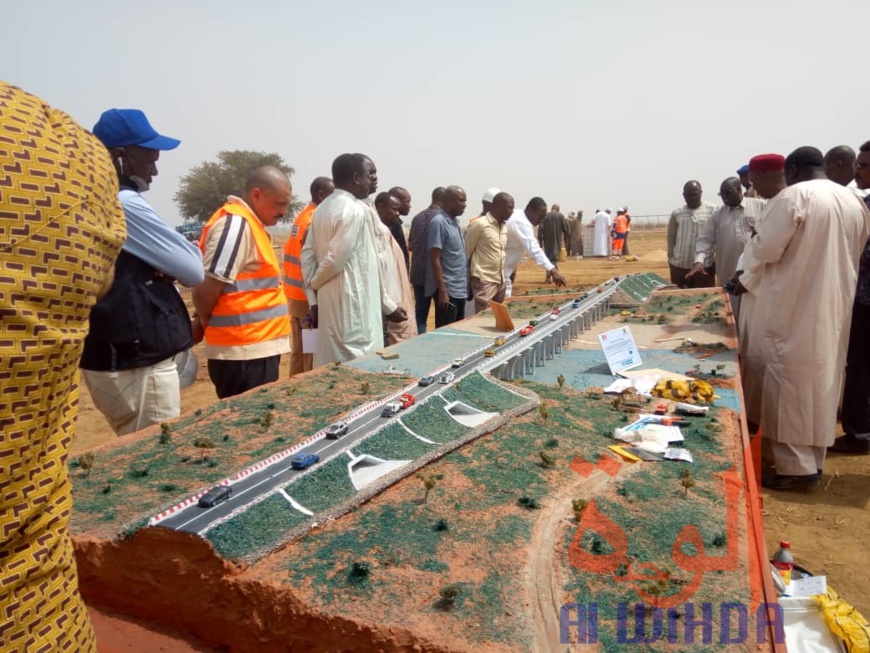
71, 227, 869, 625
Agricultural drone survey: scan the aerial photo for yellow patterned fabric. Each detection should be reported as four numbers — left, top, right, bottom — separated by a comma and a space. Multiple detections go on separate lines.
0, 83, 125, 652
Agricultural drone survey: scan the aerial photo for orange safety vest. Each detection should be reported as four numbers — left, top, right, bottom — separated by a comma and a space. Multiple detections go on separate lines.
613, 214, 628, 236
282, 202, 315, 301
200, 201, 290, 348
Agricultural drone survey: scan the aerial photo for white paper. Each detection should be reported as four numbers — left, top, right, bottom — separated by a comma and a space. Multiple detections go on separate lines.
301, 328, 319, 354
597, 326, 643, 375
787, 576, 827, 598
605, 374, 659, 396
614, 424, 684, 451
664, 448, 694, 463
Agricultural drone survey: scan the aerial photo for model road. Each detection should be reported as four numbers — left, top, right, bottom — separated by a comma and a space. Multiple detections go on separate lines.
159, 281, 619, 535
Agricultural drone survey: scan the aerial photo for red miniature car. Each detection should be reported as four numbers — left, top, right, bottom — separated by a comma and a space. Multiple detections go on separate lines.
400, 393, 415, 409
519, 326, 534, 337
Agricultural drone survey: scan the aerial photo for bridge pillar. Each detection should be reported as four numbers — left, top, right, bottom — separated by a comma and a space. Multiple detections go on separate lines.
536, 341, 545, 367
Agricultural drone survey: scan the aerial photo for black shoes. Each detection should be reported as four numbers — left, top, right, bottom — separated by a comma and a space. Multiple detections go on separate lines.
761, 473, 821, 491
828, 434, 870, 455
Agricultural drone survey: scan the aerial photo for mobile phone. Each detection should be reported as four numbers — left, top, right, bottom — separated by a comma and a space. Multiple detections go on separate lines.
446, 302, 457, 319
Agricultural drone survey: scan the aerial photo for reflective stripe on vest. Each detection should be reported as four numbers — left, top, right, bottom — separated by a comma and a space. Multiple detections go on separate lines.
222, 275, 283, 293
208, 303, 289, 327
282, 203, 315, 301
200, 201, 291, 348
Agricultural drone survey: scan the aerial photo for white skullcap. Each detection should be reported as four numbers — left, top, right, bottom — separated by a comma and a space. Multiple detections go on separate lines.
482, 187, 501, 203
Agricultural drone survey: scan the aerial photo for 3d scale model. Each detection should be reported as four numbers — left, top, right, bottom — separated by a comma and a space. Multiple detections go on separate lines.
68, 274, 779, 653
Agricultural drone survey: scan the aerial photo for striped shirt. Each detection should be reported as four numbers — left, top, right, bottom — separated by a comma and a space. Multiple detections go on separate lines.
667, 201, 716, 269
201, 196, 289, 361
408, 203, 442, 286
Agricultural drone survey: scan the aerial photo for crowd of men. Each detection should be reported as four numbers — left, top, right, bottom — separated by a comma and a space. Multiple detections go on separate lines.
76, 107, 870, 497
657, 147, 870, 490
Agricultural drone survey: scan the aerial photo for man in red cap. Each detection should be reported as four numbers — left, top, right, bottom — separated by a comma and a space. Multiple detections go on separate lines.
738, 147, 870, 490
733, 154, 786, 430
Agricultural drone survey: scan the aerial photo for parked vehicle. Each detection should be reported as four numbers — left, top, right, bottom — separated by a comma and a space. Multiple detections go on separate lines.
381, 401, 402, 417
439, 372, 455, 384
290, 452, 320, 470
520, 325, 534, 337
325, 421, 348, 439
452, 357, 465, 368
494, 337, 506, 347
571, 299, 581, 309
198, 485, 233, 508
484, 349, 495, 358
529, 319, 539, 327
418, 375, 434, 387
399, 393, 415, 409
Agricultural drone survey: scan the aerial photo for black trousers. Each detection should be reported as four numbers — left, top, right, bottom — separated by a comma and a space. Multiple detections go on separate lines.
842, 301, 870, 442
208, 355, 281, 399
434, 296, 466, 328
622, 231, 630, 255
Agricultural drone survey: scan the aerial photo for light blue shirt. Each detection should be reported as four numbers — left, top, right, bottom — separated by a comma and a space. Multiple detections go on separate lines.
119, 189, 204, 288
425, 210, 467, 299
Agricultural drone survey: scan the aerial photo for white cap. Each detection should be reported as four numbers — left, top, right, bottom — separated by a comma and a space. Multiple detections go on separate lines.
606, 207, 613, 213
482, 187, 501, 203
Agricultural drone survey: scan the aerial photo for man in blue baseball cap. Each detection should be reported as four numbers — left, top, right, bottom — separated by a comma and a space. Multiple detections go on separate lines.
736, 163, 758, 197
81, 109, 204, 435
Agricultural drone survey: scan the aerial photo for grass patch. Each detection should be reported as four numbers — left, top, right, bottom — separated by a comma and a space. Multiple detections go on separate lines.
355, 423, 434, 460
284, 457, 355, 515
401, 399, 470, 444
206, 494, 308, 561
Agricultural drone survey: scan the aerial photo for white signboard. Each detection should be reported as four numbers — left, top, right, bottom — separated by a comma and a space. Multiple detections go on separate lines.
597, 326, 642, 376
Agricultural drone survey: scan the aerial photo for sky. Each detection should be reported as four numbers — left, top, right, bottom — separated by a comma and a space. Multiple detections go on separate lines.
4, 0, 869, 226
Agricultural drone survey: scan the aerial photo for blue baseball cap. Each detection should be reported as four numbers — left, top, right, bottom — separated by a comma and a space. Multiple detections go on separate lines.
93, 108, 180, 150
736, 164, 750, 175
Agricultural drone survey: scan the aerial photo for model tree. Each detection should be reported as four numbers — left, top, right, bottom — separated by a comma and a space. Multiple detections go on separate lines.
557, 374, 565, 390
539, 450, 556, 468
418, 473, 438, 503
193, 436, 215, 462
77, 452, 95, 477
539, 403, 551, 423
680, 469, 695, 496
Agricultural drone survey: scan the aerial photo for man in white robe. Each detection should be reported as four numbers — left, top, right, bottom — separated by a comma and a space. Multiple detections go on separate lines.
592, 208, 612, 257
733, 154, 787, 428
738, 147, 870, 490
374, 192, 418, 345
302, 154, 407, 366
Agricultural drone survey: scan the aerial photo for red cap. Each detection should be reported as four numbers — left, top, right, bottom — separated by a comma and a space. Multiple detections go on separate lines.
749, 154, 785, 173
779, 540, 790, 548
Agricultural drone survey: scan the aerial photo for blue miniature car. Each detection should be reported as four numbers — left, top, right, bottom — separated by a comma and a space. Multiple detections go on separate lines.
418, 376, 434, 387
291, 452, 320, 470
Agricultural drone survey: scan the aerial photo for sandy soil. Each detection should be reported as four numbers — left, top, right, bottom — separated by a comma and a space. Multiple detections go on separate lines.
70, 227, 869, 647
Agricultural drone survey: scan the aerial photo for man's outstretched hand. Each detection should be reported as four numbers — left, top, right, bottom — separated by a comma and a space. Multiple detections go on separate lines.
550, 269, 567, 287
386, 307, 409, 323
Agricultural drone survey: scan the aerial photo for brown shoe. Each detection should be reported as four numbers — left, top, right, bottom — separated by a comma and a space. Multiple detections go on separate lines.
761, 473, 821, 491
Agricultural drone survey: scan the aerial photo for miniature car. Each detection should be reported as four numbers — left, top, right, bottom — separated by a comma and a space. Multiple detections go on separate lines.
325, 421, 348, 439
484, 349, 495, 358
519, 325, 534, 337
439, 372, 455, 384
552, 307, 561, 315
399, 393, 415, 409
290, 452, 320, 470
452, 357, 465, 368
571, 299, 581, 309
494, 337, 506, 347
579, 293, 588, 300
529, 319, 539, 327
198, 484, 233, 508
381, 401, 402, 417
418, 375, 434, 387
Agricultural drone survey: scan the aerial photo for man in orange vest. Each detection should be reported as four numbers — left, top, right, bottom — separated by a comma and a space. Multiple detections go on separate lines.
611, 208, 629, 258
283, 176, 334, 376
193, 166, 292, 398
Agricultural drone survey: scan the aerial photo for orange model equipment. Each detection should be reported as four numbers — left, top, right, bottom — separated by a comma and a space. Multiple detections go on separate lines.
282, 202, 316, 301
200, 201, 290, 347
